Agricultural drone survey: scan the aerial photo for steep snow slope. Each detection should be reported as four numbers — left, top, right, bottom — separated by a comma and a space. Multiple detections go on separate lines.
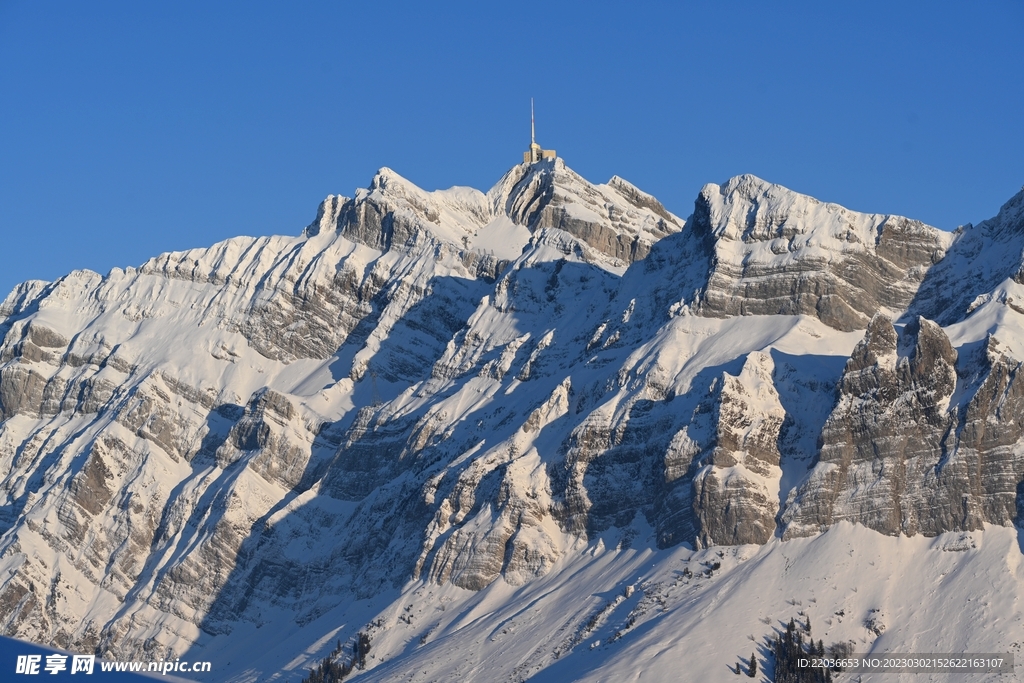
357, 523, 1024, 683
1, 161, 1023, 682
0, 159, 692, 666
909, 186, 1024, 327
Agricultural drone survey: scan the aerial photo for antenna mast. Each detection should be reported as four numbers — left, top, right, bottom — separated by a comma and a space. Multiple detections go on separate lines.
531, 98, 536, 145
522, 98, 555, 164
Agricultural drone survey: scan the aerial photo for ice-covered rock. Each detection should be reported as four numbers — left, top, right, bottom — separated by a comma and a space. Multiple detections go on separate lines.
783, 314, 1024, 538
1, 161, 1024, 680
691, 175, 952, 331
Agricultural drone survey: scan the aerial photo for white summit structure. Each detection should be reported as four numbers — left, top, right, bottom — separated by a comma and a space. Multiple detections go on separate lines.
523, 98, 556, 164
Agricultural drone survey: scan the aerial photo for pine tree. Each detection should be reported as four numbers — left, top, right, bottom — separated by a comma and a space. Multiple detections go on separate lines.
300, 635, 362, 683
748, 652, 757, 677
768, 620, 842, 683
356, 632, 371, 669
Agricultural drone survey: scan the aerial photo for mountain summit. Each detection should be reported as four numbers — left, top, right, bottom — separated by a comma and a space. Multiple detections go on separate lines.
308, 158, 683, 270
1, 162, 1022, 681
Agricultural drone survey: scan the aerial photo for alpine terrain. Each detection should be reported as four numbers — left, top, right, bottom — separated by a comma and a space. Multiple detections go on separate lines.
1, 158, 1023, 681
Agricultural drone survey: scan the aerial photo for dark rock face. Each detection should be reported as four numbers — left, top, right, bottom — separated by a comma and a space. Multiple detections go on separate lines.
2, 163, 1024, 669
909, 187, 1024, 325
691, 176, 951, 331
690, 352, 785, 547
783, 315, 1024, 538
553, 351, 785, 551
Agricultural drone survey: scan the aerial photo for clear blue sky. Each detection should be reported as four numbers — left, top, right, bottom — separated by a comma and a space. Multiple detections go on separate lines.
1, 1, 1022, 297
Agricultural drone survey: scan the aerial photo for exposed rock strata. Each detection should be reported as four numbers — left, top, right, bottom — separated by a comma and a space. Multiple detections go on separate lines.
783, 314, 1024, 538
691, 352, 785, 547
691, 175, 952, 331
0, 163, 1023, 671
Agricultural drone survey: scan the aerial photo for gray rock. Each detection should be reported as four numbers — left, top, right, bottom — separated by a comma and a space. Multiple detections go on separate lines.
690, 175, 951, 331
1, 162, 1024, 672
783, 315, 1024, 538
692, 352, 785, 547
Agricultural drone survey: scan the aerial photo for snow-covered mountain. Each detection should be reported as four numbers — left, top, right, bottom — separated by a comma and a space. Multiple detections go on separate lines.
1, 158, 1023, 682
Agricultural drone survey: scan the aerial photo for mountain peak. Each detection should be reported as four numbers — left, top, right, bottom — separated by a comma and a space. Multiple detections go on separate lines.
983, 183, 1024, 236
303, 160, 683, 272
690, 173, 953, 331
367, 166, 417, 194
3, 160, 1024, 682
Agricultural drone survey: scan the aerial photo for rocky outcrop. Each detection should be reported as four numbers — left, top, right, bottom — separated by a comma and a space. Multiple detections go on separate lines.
550, 350, 786, 551
691, 175, 952, 331
692, 352, 785, 547
783, 315, 1024, 538
2, 162, 1024, 674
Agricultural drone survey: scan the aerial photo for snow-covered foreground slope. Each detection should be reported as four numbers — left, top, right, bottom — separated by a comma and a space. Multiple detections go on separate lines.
1, 159, 1024, 682
357, 523, 1023, 683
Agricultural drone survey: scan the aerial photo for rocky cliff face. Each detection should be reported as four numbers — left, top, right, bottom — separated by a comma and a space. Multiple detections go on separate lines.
909, 185, 1024, 325
691, 351, 786, 547
783, 313, 1024, 539
1, 161, 1023, 677
691, 175, 953, 331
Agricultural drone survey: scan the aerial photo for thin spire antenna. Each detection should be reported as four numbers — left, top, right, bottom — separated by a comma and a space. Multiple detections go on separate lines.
522, 98, 554, 164
531, 98, 536, 145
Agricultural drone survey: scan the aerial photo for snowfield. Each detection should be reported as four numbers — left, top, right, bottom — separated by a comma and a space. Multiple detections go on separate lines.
1, 159, 1023, 682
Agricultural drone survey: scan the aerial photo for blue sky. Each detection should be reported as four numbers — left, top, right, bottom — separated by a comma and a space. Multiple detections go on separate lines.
1, 1, 1022, 297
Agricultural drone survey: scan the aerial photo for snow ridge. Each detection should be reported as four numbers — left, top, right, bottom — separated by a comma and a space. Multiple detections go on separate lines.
1, 163, 1023, 682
